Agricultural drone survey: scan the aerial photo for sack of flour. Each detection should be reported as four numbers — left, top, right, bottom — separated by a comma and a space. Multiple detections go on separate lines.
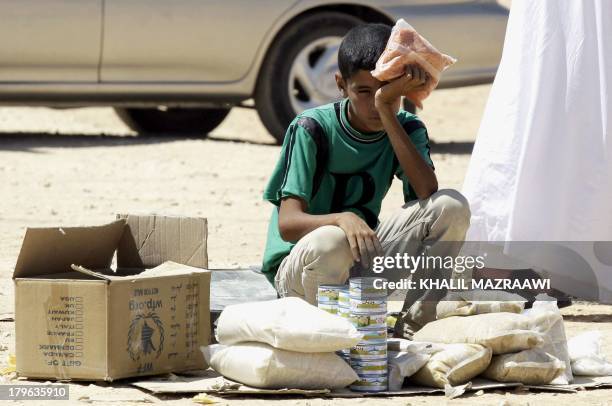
523, 299, 573, 384
388, 350, 431, 391
483, 348, 565, 384
436, 290, 526, 319
387, 338, 444, 354
371, 19, 456, 108
413, 312, 557, 354
410, 343, 492, 388
568, 331, 612, 376
216, 297, 362, 352
202, 343, 358, 389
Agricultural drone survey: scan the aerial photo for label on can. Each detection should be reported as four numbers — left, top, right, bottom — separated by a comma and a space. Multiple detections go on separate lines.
350, 343, 387, 360
349, 277, 388, 298
318, 303, 337, 314
338, 288, 350, 305
317, 284, 346, 303
350, 298, 387, 313
350, 359, 388, 375
350, 375, 388, 392
348, 312, 387, 328
337, 306, 351, 319
358, 327, 387, 343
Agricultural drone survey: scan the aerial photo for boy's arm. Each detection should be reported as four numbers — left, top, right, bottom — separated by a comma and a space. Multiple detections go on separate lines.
375, 65, 438, 200
279, 196, 382, 267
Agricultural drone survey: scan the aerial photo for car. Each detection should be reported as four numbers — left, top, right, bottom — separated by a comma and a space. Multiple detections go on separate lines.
0, 0, 508, 143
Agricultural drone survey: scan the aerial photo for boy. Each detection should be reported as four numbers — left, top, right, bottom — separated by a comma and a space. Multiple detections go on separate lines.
261, 23, 470, 336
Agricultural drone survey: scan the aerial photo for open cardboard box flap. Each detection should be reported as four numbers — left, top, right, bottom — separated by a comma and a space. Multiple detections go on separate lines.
13, 214, 209, 279
13, 219, 126, 279
116, 214, 208, 270
70, 261, 208, 282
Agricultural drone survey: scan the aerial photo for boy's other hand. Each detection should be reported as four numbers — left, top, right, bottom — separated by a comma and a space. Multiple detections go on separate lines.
334, 211, 383, 267
375, 64, 428, 109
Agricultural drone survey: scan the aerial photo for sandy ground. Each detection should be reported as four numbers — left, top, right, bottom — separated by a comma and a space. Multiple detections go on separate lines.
1, 84, 611, 405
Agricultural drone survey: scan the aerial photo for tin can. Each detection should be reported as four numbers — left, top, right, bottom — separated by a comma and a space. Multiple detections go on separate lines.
350, 359, 388, 375
350, 343, 387, 360
349, 297, 387, 313
338, 288, 350, 306
349, 277, 387, 298
348, 312, 387, 328
337, 305, 351, 319
350, 375, 388, 392
317, 284, 345, 303
317, 302, 337, 315
358, 327, 387, 343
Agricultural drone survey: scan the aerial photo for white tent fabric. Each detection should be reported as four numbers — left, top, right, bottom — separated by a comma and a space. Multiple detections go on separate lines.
462, 0, 612, 301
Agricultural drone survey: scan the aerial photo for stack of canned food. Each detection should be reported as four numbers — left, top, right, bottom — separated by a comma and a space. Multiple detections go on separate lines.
317, 278, 388, 392
317, 285, 351, 363
348, 277, 388, 392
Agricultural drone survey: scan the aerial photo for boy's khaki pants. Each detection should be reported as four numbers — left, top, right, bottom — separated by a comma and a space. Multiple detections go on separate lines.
274, 189, 471, 335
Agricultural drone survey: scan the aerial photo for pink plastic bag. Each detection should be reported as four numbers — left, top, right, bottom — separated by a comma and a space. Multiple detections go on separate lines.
371, 19, 457, 109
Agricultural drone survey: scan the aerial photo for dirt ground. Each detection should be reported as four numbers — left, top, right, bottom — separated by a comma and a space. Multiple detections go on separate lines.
1, 84, 611, 405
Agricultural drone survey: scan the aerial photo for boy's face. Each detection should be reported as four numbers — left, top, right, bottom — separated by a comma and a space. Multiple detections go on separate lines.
335, 69, 402, 133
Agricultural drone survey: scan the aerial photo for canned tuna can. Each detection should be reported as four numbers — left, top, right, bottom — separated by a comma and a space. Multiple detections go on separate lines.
350, 343, 387, 360
349, 297, 387, 313
358, 327, 387, 343
350, 375, 388, 392
338, 288, 350, 306
348, 312, 387, 328
317, 284, 345, 303
349, 277, 387, 298
317, 302, 337, 314
350, 359, 388, 375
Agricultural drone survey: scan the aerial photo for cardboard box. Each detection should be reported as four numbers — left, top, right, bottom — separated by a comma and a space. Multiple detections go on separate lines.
13, 214, 211, 381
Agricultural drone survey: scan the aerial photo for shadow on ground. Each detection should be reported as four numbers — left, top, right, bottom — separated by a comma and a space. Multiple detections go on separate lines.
0, 132, 278, 152
430, 140, 474, 155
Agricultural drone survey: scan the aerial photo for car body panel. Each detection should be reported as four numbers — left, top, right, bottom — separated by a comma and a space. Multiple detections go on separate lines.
0, 0, 102, 82
101, 0, 297, 82
0, 0, 508, 105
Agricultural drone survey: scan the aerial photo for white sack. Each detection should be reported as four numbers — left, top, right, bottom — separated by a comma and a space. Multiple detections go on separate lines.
523, 299, 573, 384
388, 350, 431, 391
436, 290, 526, 319
201, 343, 358, 389
483, 348, 565, 384
413, 312, 558, 354
411, 343, 492, 388
216, 297, 362, 352
387, 338, 444, 354
568, 331, 612, 376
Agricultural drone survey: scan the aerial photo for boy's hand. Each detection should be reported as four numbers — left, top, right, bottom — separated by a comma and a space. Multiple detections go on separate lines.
375, 65, 428, 109
335, 211, 383, 267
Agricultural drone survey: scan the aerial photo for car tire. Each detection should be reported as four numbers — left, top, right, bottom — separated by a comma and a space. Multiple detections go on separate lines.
403, 99, 416, 114
115, 107, 231, 136
255, 12, 363, 144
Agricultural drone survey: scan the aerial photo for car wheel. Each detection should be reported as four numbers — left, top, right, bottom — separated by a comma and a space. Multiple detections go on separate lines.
403, 99, 416, 114
115, 107, 231, 136
255, 12, 363, 144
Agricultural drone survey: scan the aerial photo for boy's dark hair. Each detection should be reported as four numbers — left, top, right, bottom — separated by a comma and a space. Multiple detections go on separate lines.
338, 23, 391, 79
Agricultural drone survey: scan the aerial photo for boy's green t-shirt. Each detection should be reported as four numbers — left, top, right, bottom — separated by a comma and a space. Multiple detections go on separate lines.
261, 98, 434, 285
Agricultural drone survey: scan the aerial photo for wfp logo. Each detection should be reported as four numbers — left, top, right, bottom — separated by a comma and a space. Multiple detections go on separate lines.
127, 312, 165, 361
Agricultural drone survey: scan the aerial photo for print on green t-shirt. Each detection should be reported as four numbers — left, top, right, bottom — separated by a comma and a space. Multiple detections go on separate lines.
261, 98, 434, 285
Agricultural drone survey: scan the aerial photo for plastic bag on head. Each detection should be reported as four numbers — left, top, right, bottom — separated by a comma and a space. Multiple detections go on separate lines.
371, 19, 457, 109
